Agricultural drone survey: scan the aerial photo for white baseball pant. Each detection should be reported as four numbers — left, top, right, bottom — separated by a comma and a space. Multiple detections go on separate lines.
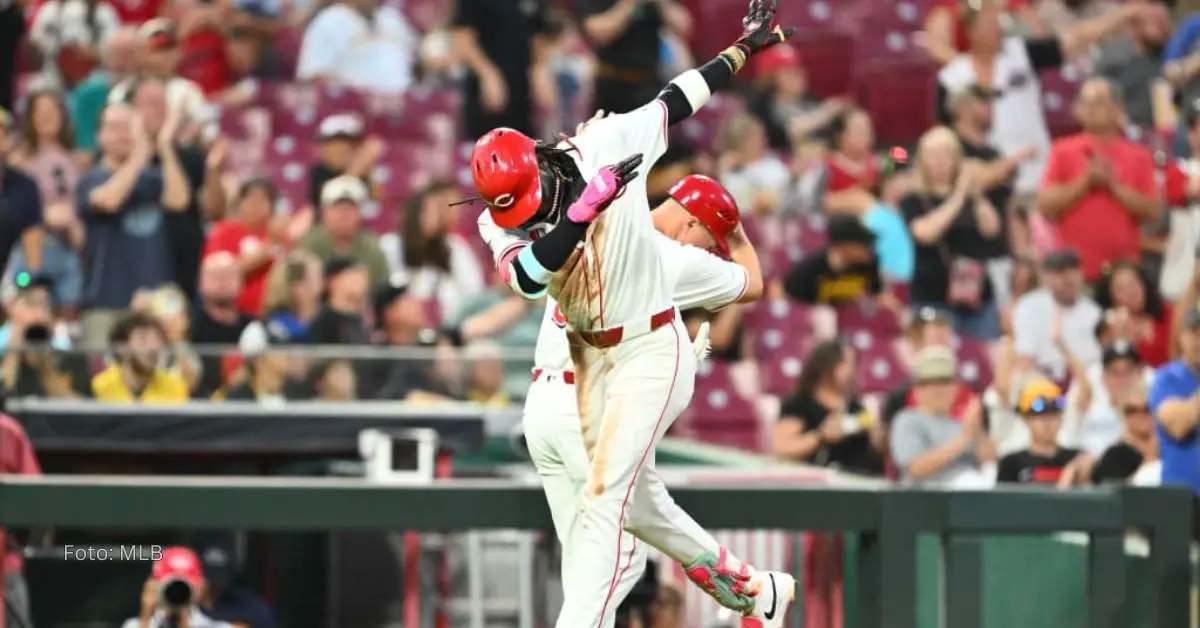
541, 316, 741, 628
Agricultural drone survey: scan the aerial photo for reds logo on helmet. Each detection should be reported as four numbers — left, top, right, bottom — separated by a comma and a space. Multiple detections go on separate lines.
551, 304, 567, 328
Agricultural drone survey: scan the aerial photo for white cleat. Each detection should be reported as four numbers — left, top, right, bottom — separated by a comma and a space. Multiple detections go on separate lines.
739, 571, 796, 628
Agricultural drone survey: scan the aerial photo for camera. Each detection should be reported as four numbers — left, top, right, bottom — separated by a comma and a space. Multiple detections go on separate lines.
159, 577, 194, 610
23, 324, 50, 344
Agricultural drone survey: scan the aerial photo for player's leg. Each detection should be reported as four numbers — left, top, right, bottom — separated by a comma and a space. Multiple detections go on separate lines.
624, 460, 756, 613
555, 323, 696, 628
523, 376, 649, 628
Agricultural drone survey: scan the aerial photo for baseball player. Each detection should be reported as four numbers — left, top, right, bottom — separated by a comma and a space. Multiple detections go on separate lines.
522, 175, 801, 628
468, 3, 796, 626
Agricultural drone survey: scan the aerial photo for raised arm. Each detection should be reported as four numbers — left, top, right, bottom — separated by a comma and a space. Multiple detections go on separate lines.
654, 0, 793, 128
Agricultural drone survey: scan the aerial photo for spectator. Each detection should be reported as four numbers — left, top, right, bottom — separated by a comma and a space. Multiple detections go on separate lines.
109, 19, 209, 124
997, 378, 1092, 485
122, 546, 234, 628
204, 177, 286, 317
209, 26, 263, 108
773, 339, 885, 475
76, 103, 187, 346
195, 537, 276, 628
1093, 3, 1169, 129
1092, 378, 1159, 485
368, 276, 454, 402
263, 250, 323, 342
306, 113, 382, 215
92, 311, 189, 402
129, 76, 222, 297
1012, 248, 1102, 381
463, 340, 509, 407
381, 180, 485, 318
1037, 78, 1160, 281
299, 176, 389, 288
144, 283, 202, 393
7, 90, 85, 314
0, 413, 42, 628
1061, 341, 1146, 457
307, 256, 370, 345
714, 114, 792, 216
311, 359, 356, 401
1148, 306, 1200, 538
820, 108, 880, 216
190, 252, 251, 396
576, 0, 690, 116
945, 84, 1034, 299
0, 109, 46, 285
1164, 11, 1200, 157
0, 276, 90, 399
70, 26, 138, 155
746, 43, 849, 152
166, 0, 235, 98
921, 0, 1043, 67
862, 154, 915, 284
884, 307, 986, 431
890, 346, 996, 487
782, 214, 884, 307
28, 0, 121, 89
901, 126, 1003, 340
221, 320, 294, 404
937, 1, 1155, 200
451, 0, 556, 139
296, 0, 417, 94
1094, 260, 1171, 366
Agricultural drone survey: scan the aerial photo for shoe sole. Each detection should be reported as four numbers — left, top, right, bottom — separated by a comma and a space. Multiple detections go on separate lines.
739, 576, 797, 628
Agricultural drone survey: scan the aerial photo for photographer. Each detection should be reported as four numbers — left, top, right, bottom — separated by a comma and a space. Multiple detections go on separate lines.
91, 312, 189, 403
0, 274, 90, 400
122, 547, 234, 628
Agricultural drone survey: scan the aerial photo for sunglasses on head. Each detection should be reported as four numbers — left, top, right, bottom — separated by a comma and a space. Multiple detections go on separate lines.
1025, 396, 1066, 415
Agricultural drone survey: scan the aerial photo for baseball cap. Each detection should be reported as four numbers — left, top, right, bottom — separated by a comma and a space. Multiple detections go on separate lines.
827, 215, 876, 246
912, 346, 957, 383
317, 113, 364, 141
754, 43, 802, 78
372, 273, 410, 323
1042, 248, 1081, 271
138, 19, 178, 50
197, 541, 236, 589
320, 176, 368, 207
1016, 379, 1066, 415
667, 175, 739, 258
152, 547, 204, 587
1102, 340, 1141, 366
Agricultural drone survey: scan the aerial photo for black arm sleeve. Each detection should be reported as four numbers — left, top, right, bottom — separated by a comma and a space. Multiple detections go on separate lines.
935, 82, 950, 125
1025, 38, 1065, 71
657, 55, 738, 126
511, 218, 589, 293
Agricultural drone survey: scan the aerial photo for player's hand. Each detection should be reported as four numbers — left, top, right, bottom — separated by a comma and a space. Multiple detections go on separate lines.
566, 153, 644, 223
691, 321, 712, 362
735, 0, 794, 56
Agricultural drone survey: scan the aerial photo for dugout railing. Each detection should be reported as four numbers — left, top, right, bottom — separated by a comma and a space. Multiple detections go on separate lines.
0, 475, 1191, 628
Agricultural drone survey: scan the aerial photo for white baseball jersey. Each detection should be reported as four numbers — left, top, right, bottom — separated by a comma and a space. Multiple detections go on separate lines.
477, 102, 672, 332
533, 234, 749, 371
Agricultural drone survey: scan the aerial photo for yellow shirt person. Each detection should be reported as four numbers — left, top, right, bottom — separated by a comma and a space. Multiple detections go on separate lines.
92, 366, 190, 403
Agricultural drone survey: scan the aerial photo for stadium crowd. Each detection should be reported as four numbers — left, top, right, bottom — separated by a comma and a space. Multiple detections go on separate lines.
2, 0, 1200, 624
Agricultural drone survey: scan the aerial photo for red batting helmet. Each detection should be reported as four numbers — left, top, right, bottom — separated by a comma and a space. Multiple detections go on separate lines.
667, 175, 740, 258
470, 128, 543, 230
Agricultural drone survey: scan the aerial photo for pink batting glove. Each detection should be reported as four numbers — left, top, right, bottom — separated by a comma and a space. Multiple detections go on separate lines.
565, 153, 644, 223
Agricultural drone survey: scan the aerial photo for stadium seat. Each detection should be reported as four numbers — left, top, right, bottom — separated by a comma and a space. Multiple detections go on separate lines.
854, 338, 907, 393
855, 61, 937, 146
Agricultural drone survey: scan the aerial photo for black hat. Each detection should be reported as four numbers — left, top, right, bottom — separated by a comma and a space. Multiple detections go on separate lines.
238, 319, 294, 357
827, 215, 875, 246
372, 274, 410, 323
1101, 340, 1141, 366
323, 256, 362, 281
1042, 248, 1081, 271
